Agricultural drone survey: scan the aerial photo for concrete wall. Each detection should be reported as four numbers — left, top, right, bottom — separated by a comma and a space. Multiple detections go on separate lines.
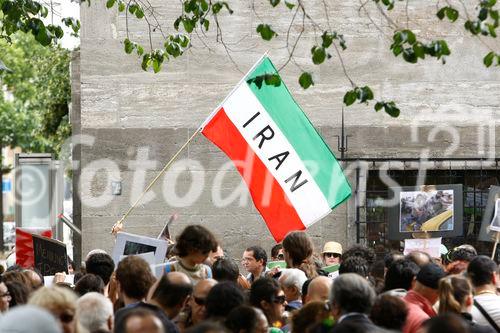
78, 1, 499, 259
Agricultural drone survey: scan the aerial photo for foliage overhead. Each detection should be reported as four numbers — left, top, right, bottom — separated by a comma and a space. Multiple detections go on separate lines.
0, 33, 71, 161
95, 0, 499, 118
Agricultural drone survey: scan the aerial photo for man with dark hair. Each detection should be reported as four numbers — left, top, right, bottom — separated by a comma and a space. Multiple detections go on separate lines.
342, 245, 376, 266
403, 263, 445, 333
114, 256, 179, 332
329, 273, 377, 330
339, 256, 369, 278
212, 257, 239, 283
384, 259, 420, 293
242, 246, 268, 284
85, 253, 115, 290
468, 255, 500, 329
74, 273, 105, 296
185, 279, 217, 328
150, 272, 193, 320
205, 281, 245, 320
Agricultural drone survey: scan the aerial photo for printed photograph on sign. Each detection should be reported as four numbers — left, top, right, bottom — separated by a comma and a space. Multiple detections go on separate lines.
123, 241, 157, 256
490, 199, 500, 232
399, 189, 454, 233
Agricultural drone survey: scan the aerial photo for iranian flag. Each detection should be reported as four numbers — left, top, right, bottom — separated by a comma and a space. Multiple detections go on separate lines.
201, 56, 351, 242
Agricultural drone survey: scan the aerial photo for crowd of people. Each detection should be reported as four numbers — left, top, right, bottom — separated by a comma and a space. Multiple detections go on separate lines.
0, 224, 499, 333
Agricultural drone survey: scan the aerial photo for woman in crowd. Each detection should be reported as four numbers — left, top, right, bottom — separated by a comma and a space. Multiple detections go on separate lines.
282, 231, 318, 279
438, 274, 495, 333
28, 286, 78, 333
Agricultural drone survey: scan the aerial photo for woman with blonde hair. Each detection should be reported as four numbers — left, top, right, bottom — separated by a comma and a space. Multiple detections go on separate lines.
28, 286, 78, 333
282, 231, 318, 279
438, 275, 494, 333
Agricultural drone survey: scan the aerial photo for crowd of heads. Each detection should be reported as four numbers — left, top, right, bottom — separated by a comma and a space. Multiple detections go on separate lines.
0, 224, 499, 333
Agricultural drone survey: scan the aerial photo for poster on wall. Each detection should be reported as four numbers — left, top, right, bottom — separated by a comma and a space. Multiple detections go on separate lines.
479, 186, 500, 242
388, 184, 463, 240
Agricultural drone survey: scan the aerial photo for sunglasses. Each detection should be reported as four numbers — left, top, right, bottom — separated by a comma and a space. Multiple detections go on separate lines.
59, 313, 74, 324
324, 253, 341, 258
277, 254, 284, 260
194, 296, 206, 306
272, 295, 286, 304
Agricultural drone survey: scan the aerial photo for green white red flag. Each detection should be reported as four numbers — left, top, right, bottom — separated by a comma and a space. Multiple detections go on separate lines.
201, 56, 351, 242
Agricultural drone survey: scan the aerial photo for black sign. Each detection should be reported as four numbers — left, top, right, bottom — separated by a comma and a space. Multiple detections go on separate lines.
32, 234, 68, 276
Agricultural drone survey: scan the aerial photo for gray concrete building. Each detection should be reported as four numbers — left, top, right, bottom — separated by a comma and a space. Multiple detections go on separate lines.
76, 1, 500, 262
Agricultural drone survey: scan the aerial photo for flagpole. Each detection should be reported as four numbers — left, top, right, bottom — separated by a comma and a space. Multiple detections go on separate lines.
112, 52, 270, 234
111, 128, 201, 234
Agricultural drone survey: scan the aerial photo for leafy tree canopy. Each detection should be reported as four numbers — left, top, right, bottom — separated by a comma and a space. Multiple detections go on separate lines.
103, 0, 499, 117
0, 32, 71, 165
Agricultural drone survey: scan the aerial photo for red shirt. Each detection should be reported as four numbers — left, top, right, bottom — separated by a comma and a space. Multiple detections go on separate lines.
403, 290, 437, 333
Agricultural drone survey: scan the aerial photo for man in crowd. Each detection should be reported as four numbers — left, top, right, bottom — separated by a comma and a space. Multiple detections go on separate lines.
403, 262, 445, 333
468, 255, 500, 330
305, 276, 332, 304
186, 279, 217, 327
85, 252, 115, 296
329, 273, 377, 330
117, 308, 165, 333
322, 241, 343, 266
242, 246, 268, 284
114, 256, 179, 333
278, 268, 307, 311
149, 272, 193, 320
76, 292, 114, 333
0, 276, 10, 313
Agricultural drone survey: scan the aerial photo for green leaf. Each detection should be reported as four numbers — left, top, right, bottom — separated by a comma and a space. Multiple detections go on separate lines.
298, 72, 314, 89
484, 51, 495, 67
136, 44, 144, 56
285, 1, 295, 9
153, 58, 161, 73
135, 8, 144, 19
374, 102, 384, 111
256, 24, 277, 41
311, 46, 326, 64
439, 40, 450, 56
343, 90, 357, 106
128, 4, 137, 14
270, 0, 280, 7
413, 43, 425, 59
118, 1, 125, 11
124, 38, 134, 54
403, 29, 416, 45
264, 74, 281, 87
446, 7, 459, 22
384, 102, 400, 117
106, 0, 115, 9
141, 54, 151, 71
479, 8, 488, 21
182, 18, 194, 33
392, 45, 403, 56
321, 31, 333, 48
202, 18, 210, 31
437, 7, 446, 20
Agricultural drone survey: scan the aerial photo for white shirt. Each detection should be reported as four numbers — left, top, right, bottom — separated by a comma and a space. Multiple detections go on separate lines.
471, 293, 500, 327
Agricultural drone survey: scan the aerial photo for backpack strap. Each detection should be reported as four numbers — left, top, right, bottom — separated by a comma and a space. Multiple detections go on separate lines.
205, 265, 212, 279
164, 261, 177, 274
474, 299, 500, 333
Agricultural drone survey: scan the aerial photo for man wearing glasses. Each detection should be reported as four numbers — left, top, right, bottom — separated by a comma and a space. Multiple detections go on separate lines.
0, 277, 10, 313
322, 242, 343, 266
242, 246, 269, 284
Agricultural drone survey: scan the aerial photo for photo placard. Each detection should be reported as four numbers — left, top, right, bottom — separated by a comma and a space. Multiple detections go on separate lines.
112, 232, 168, 265
479, 186, 500, 242
388, 184, 463, 240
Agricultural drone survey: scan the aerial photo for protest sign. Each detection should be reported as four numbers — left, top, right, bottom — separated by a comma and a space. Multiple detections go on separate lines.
267, 261, 287, 269
112, 232, 168, 265
404, 237, 442, 258
15, 227, 52, 268
32, 234, 68, 276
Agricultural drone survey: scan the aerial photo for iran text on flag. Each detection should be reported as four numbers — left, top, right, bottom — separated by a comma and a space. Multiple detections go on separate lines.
201, 57, 351, 242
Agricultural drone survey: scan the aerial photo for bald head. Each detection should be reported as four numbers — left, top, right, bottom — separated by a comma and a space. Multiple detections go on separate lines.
306, 276, 333, 304
125, 312, 164, 333
406, 251, 431, 268
190, 279, 218, 324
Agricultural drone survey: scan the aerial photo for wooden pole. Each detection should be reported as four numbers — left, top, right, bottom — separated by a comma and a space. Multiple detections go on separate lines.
111, 128, 201, 234
492, 232, 500, 261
